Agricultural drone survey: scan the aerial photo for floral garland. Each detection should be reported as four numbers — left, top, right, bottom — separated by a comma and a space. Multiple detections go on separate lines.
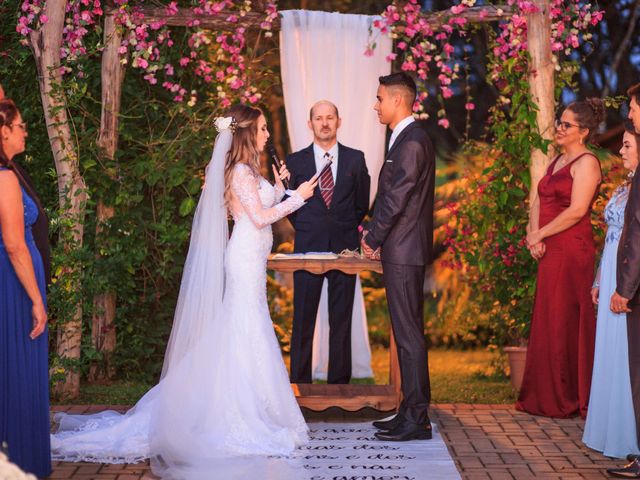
16, 0, 278, 106
369, 0, 603, 127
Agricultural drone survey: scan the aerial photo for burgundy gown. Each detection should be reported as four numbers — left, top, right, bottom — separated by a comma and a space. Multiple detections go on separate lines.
516, 153, 597, 418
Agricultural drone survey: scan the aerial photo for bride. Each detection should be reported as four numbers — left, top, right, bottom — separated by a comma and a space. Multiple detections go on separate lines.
51, 105, 317, 478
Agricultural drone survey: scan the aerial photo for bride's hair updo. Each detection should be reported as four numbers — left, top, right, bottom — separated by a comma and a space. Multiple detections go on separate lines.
223, 104, 263, 206
566, 97, 606, 143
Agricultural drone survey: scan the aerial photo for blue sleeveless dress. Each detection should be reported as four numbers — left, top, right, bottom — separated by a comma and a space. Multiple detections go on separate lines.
0, 166, 51, 477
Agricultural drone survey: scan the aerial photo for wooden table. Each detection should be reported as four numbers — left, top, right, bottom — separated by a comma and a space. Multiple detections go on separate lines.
267, 254, 400, 412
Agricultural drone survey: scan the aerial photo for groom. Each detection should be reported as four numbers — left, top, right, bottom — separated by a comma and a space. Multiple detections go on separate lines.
362, 72, 435, 442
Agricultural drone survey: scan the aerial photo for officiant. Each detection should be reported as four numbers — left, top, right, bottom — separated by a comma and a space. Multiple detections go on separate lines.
287, 100, 370, 384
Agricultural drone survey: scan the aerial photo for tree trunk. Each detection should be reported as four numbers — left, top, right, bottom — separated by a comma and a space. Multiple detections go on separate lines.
526, 0, 555, 207
29, 0, 87, 399
90, 12, 125, 382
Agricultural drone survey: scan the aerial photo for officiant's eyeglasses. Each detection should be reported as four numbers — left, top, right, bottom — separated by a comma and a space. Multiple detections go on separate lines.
554, 119, 581, 131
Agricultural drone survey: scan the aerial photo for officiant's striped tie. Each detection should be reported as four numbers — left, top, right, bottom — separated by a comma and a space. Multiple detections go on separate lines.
319, 152, 334, 208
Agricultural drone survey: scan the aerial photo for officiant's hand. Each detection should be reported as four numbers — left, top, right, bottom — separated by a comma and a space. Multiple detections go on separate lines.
295, 178, 318, 201
361, 231, 376, 259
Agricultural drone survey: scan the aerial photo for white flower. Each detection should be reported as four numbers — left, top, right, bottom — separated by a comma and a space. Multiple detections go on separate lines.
214, 116, 233, 132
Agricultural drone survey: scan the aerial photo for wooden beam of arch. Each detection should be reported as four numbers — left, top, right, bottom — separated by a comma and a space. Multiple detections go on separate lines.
112, 5, 514, 31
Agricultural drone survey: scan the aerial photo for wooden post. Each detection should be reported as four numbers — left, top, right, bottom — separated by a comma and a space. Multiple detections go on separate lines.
90, 12, 126, 382
29, 0, 87, 399
526, 0, 555, 206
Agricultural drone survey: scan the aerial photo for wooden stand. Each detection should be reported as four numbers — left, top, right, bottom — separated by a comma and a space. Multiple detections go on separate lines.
267, 255, 401, 412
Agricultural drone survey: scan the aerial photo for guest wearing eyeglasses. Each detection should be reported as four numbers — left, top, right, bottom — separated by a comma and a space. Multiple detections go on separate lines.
516, 98, 604, 418
0, 98, 51, 477
0, 86, 50, 285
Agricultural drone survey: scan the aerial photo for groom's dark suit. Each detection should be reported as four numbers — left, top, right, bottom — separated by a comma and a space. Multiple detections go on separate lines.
287, 143, 370, 384
616, 169, 640, 443
366, 121, 434, 425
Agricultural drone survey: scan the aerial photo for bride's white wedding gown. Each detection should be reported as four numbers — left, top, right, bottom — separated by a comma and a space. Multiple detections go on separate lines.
51, 162, 308, 478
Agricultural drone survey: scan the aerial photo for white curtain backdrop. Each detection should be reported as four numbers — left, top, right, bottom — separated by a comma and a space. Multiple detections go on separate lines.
280, 10, 391, 380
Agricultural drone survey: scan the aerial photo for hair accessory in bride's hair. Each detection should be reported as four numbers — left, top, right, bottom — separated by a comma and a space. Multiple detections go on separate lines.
214, 116, 238, 133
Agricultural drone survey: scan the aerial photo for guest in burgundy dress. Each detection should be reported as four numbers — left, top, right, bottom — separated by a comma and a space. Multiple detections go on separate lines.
516, 98, 604, 418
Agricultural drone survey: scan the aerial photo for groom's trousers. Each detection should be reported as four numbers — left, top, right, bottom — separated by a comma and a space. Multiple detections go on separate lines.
383, 262, 431, 425
627, 304, 640, 443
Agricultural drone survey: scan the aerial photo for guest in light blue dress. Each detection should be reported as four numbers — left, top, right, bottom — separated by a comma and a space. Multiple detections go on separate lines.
583, 122, 640, 458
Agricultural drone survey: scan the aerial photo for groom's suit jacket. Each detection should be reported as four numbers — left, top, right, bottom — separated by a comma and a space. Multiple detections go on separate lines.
287, 143, 370, 253
366, 121, 435, 265
617, 170, 640, 306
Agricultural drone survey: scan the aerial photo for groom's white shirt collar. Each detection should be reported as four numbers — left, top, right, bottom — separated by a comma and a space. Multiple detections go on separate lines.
388, 115, 415, 151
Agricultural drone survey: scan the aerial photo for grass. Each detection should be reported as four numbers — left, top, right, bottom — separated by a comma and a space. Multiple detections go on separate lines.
56, 348, 515, 405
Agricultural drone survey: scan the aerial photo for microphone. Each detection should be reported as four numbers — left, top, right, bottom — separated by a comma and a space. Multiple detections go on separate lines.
267, 143, 288, 188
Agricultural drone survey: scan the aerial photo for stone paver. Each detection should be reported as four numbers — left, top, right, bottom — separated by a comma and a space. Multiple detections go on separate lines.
49, 404, 623, 479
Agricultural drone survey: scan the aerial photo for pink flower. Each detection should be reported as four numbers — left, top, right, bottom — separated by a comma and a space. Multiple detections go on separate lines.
441, 86, 453, 98
179, 57, 190, 67
40, 14, 48, 24
450, 5, 465, 14
363, 46, 374, 57
465, 102, 475, 111
438, 118, 450, 129
165, 2, 178, 15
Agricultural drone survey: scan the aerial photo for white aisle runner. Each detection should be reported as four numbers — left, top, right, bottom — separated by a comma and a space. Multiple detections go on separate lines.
152, 422, 460, 479
292, 422, 461, 480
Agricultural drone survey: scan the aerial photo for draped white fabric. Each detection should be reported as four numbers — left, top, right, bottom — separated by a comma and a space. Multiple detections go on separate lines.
280, 10, 391, 380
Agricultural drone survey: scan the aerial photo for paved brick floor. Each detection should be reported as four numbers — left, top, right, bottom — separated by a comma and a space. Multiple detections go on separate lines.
49, 404, 623, 479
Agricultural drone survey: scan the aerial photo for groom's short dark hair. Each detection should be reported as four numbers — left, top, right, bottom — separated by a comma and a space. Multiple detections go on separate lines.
379, 73, 417, 108
628, 83, 640, 106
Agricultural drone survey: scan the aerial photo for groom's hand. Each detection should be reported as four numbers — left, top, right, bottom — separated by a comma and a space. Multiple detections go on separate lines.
360, 230, 376, 259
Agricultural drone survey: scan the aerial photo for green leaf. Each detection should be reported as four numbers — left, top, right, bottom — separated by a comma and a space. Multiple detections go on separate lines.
179, 197, 196, 217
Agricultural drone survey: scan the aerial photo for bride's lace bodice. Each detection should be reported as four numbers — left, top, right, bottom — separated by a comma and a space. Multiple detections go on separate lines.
228, 163, 304, 257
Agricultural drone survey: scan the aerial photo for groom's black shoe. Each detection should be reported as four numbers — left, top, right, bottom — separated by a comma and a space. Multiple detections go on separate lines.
608, 458, 640, 478
372, 414, 403, 431
628, 454, 640, 463
374, 420, 432, 442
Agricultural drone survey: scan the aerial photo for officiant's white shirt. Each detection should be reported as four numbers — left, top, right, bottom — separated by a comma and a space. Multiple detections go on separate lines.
313, 142, 339, 180
388, 115, 415, 151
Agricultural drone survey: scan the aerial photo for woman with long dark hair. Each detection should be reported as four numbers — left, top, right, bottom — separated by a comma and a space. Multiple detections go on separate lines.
0, 98, 50, 477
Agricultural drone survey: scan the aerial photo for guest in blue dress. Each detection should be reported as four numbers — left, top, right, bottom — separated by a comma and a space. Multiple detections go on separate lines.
0, 99, 50, 477
583, 121, 640, 458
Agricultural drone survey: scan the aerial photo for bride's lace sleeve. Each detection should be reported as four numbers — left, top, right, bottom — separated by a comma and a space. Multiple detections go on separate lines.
273, 183, 286, 202
231, 163, 304, 229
